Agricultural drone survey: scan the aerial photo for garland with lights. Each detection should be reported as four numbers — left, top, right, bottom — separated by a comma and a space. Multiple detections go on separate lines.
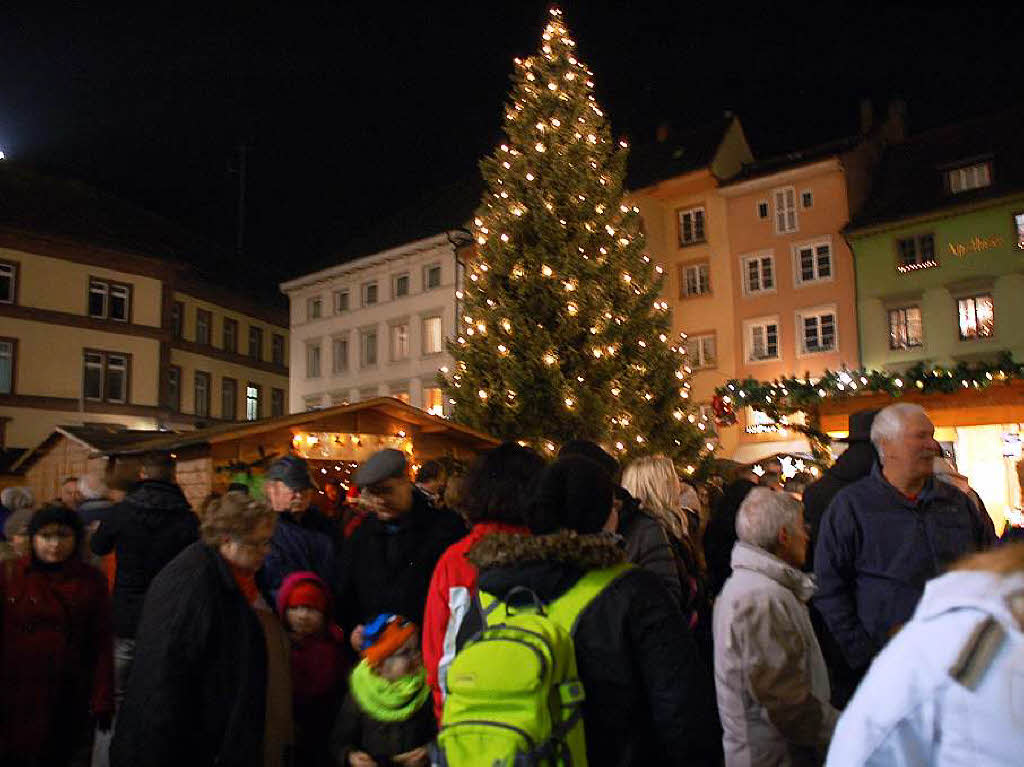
714, 352, 1024, 458
440, 7, 710, 467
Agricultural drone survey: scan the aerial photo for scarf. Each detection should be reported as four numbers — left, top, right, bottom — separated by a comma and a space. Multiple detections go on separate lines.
349, 659, 430, 722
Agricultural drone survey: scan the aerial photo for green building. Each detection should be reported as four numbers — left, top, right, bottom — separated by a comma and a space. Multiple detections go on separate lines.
845, 106, 1024, 531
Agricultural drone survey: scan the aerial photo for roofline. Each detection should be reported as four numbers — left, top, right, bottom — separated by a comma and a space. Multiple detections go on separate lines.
279, 230, 472, 293
718, 157, 842, 196
846, 189, 1024, 238
624, 114, 737, 194
105, 396, 500, 456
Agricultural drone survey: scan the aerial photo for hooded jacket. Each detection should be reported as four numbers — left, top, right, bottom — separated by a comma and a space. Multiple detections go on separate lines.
110, 541, 269, 767
466, 531, 715, 767
713, 542, 838, 767
826, 569, 1024, 766
814, 463, 996, 672
616, 489, 684, 610
91, 479, 198, 638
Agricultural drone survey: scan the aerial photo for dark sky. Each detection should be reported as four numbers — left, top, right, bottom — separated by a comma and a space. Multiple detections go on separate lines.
1, 2, 1020, 296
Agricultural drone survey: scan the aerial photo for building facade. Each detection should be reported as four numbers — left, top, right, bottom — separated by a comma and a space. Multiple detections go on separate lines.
625, 115, 754, 455
280, 232, 470, 415
0, 229, 289, 449
846, 107, 1024, 530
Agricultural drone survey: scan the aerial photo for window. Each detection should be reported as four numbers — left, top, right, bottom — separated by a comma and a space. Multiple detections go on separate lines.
334, 290, 349, 313
394, 274, 410, 298
687, 334, 716, 368
742, 253, 775, 295
0, 339, 14, 394
888, 306, 923, 350
423, 316, 443, 354
196, 309, 211, 345
246, 384, 261, 420
958, 294, 995, 340
757, 201, 769, 220
0, 261, 16, 304
947, 162, 991, 194
746, 318, 780, 362
166, 365, 180, 411
391, 323, 410, 361
271, 333, 284, 365
801, 190, 814, 209
680, 263, 710, 298
306, 342, 321, 378
222, 318, 238, 353
221, 377, 238, 420
425, 264, 442, 290
305, 395, 323, 412
332, 336, 349, 374
794, 241, 833, 285
307, 296, 322, 320
194, 371, 211, 417
363, 282, 378, 306
896, 234, 937, 272
677, 206, 706, 246
361, 328, 378, 367
171, 301, 184, 338
271, 388, 285, 417
423, 386, 444, 416
84, 350, 129, 403
1013, 212, 1024, 250
798, 307, 837, 354
88, 279, 131, 321
249, 326, 264, 359
773, 187, 798, 233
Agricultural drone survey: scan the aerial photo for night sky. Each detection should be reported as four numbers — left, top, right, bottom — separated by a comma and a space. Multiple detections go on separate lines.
1, 2, 1020, 299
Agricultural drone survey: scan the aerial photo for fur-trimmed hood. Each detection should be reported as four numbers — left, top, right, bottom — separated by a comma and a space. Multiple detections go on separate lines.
468, 530, 626, 571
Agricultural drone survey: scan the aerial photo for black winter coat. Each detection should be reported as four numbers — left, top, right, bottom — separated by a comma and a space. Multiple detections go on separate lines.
337, 488, 465, 630
466, 532, 718, 767
616, 490, 683, 610
110, 542, 269, 767
330, 691, 436, 766
703, 479, 756, 598
91, 480, 198, 638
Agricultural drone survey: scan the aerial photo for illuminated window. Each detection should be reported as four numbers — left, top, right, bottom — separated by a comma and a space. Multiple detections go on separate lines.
958, 294, 994, 340
246, 384, 261, 420
423, 316, 443, 354
1013, 211, 1024, 250
896, 234, 936, 272
947, 162, 991, 194
423, 387, 445, 416
888, 306, 923, 349
745, 317, 780, 362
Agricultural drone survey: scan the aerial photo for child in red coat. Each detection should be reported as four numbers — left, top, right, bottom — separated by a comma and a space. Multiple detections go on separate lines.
277, 570, 350, 767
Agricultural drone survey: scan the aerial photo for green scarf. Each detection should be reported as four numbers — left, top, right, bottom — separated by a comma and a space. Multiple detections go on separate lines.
349, 660, 430, 722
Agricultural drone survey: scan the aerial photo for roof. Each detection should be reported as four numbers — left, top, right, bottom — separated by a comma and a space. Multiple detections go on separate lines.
848, 105, 1024, 231
0, 448, 28, 475
724, 134, 861, 185
9, 424, 166, 475
625, 116, 733, 190
102, 397, 501, 456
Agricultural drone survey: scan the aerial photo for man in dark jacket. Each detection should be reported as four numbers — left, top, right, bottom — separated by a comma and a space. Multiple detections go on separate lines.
258, 455, 338, 604
338, 449, 465, 635
814, 403, 996, 684
90, 453, 198, 714
704, 478, 757, 598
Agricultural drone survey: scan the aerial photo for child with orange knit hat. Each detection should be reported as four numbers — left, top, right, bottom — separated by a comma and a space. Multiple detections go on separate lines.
329, 614, 435, 767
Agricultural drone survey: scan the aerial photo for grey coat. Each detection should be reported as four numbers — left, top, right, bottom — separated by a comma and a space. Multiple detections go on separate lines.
713, 542, 838, 767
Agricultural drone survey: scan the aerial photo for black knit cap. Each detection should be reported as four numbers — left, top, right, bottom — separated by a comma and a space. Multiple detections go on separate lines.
530, 455, 615, 535
28, 504, 85, 545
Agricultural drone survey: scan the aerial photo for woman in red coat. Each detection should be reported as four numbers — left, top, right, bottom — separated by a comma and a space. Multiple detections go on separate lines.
0, 504, 114, 766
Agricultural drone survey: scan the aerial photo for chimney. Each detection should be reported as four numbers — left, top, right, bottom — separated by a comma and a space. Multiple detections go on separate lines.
859, 99, 874, 134
656, 121, 671, 143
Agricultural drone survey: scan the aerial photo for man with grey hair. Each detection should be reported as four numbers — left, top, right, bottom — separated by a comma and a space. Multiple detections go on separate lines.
713, 488, 838, 766
814, 402, 995, 689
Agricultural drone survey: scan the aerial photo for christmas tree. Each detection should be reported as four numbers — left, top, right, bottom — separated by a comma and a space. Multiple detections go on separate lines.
441, 7, 710, 466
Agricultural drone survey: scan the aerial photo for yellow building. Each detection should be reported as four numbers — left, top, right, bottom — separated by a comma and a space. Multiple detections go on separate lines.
625, 115, 754, 455
0, 168, 289, 450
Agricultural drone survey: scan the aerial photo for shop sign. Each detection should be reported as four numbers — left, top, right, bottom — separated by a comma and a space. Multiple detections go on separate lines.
947, 234, 1004, 258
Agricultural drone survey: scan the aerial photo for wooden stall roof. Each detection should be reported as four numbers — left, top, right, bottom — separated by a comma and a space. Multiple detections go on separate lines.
10, 424, 169, 474
103, 398, 501, 456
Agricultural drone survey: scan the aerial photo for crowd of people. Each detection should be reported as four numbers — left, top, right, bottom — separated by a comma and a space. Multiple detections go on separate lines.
0, 401, 1022, 766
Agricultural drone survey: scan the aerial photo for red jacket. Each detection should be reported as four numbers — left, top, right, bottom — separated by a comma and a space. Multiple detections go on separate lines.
422, 522, 529, 721
0, 556, 114, 763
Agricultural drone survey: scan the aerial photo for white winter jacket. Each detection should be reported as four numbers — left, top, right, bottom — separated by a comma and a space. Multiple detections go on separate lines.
827, 569, 1024, 766
713, 542, 839, 767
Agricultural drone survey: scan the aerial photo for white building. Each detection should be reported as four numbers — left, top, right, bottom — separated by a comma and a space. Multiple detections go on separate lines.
279, 232, 469, 415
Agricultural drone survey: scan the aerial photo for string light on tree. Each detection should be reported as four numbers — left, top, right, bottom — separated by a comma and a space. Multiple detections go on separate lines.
438, 6, 707, 467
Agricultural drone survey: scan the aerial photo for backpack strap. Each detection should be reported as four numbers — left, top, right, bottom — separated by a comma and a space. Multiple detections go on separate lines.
546, 563, 633, 634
